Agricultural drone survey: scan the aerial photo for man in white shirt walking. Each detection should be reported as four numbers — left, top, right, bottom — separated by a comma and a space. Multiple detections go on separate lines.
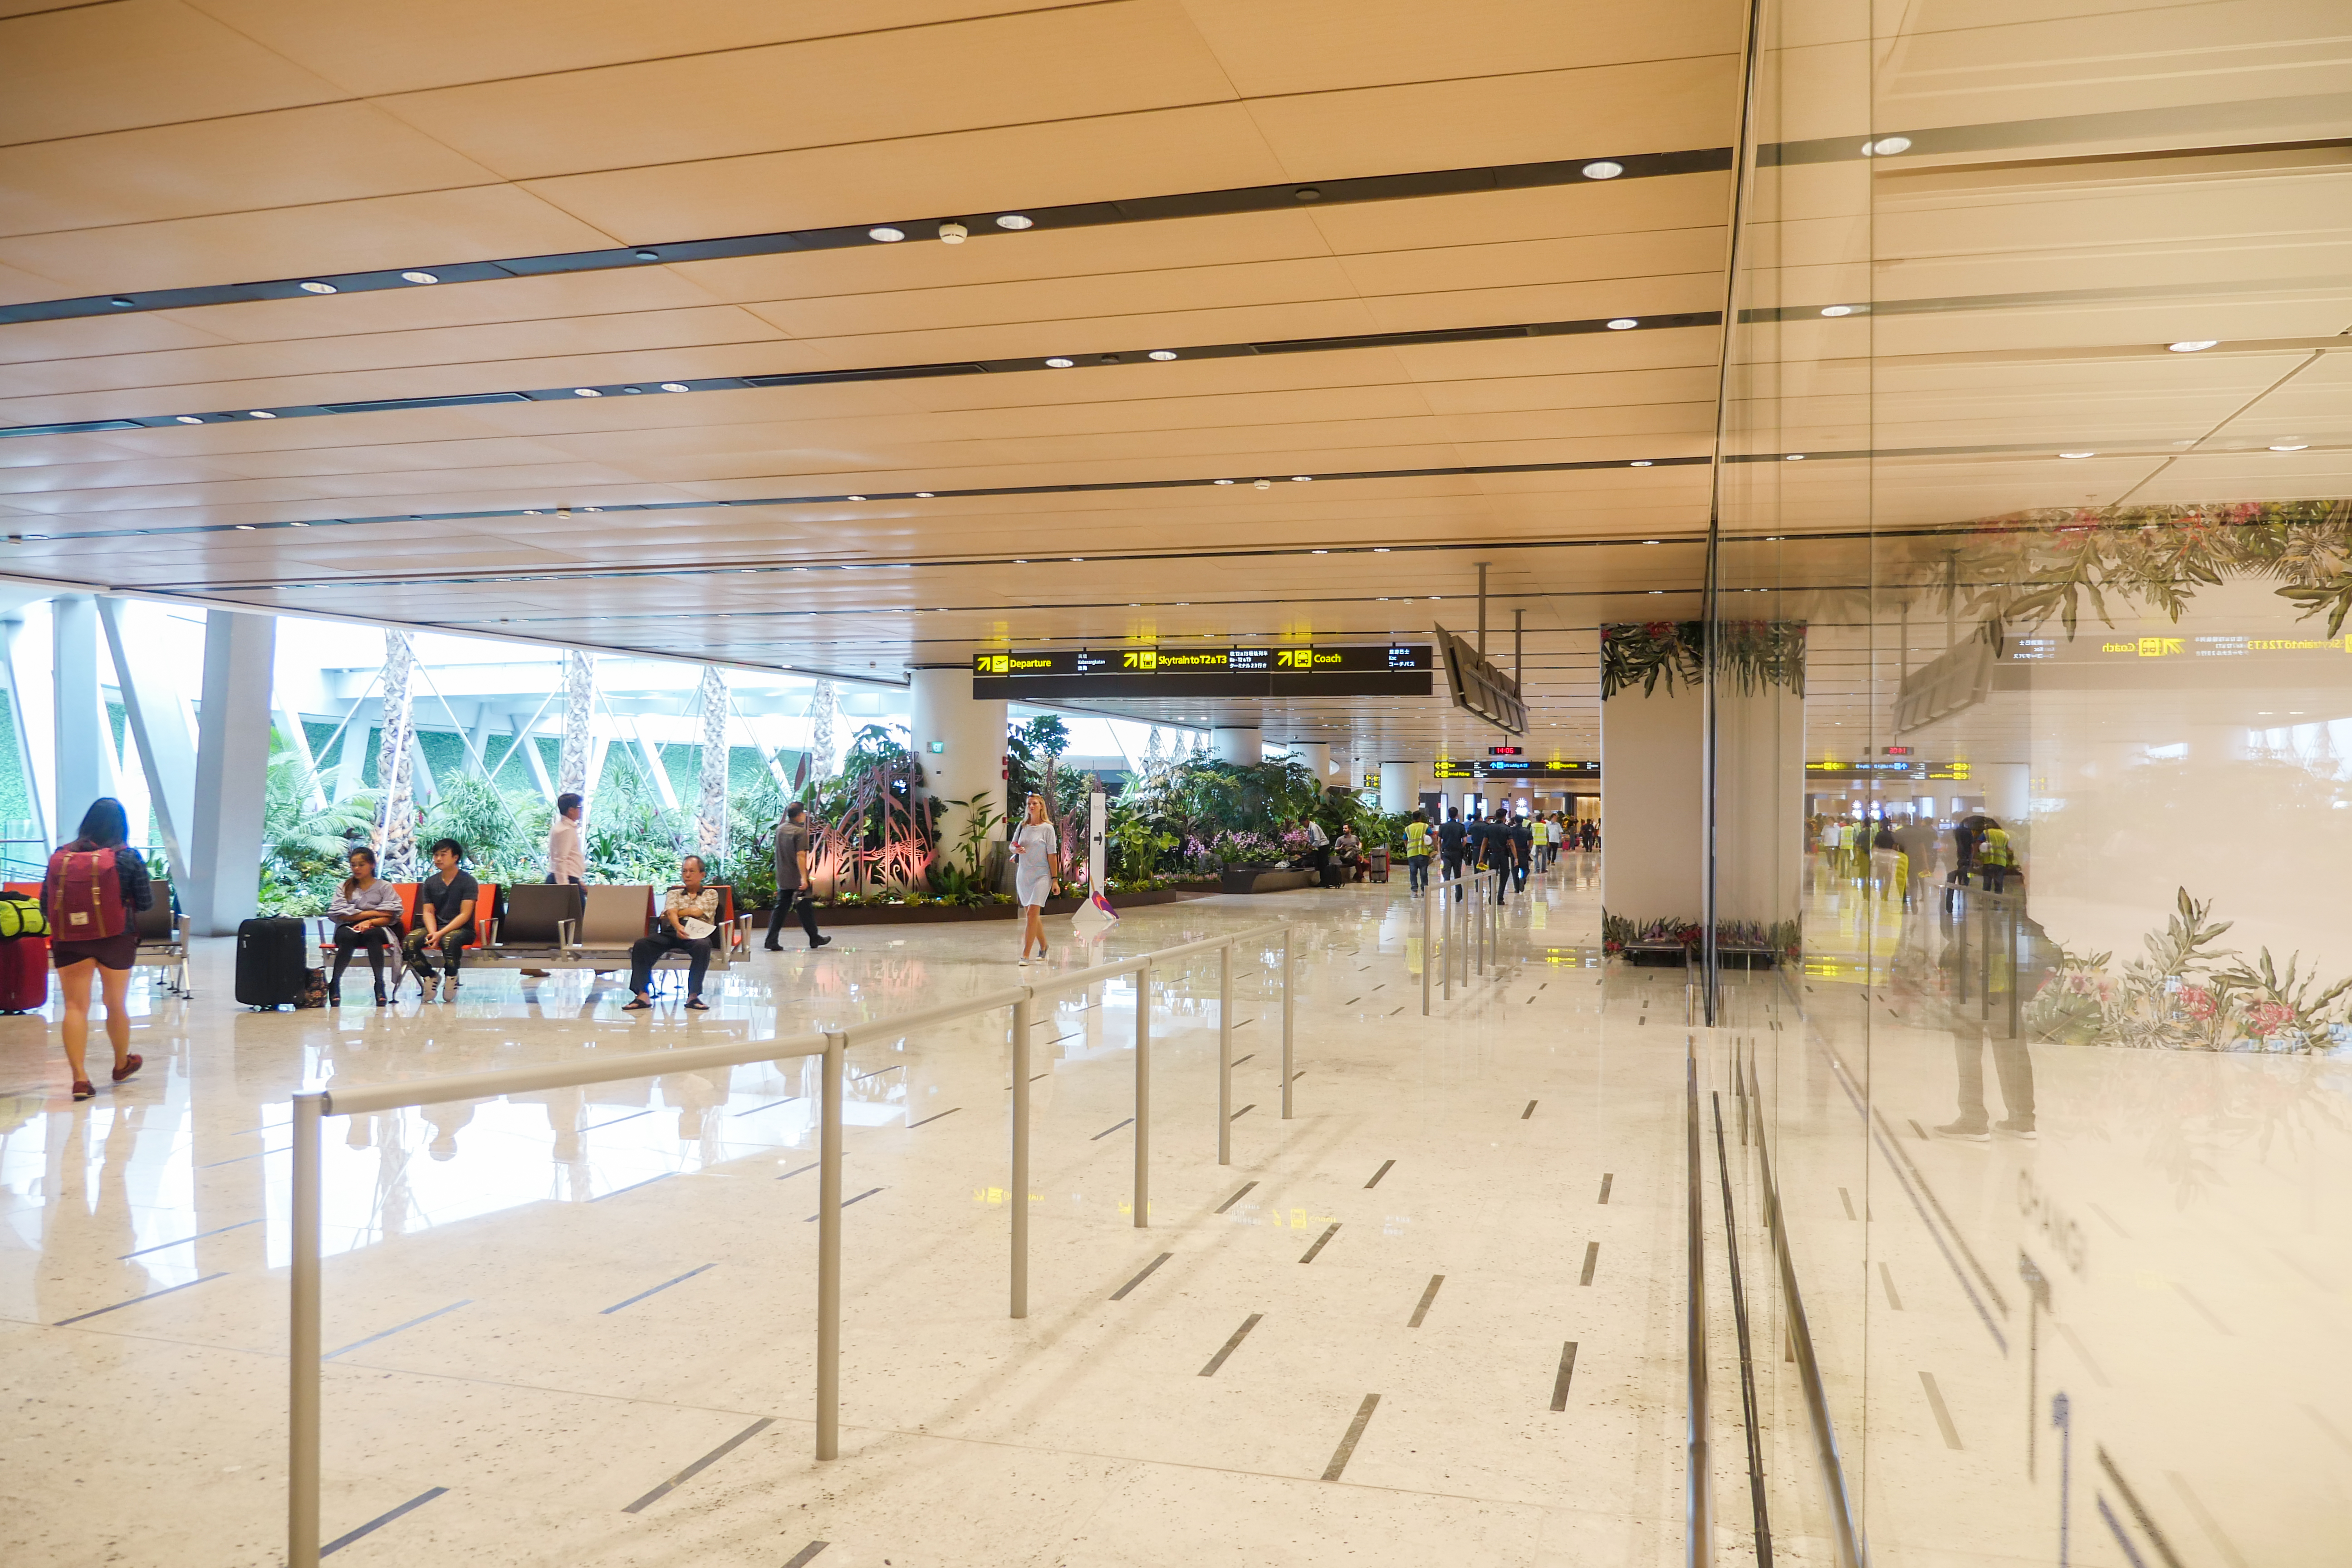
522, 792, 586, 977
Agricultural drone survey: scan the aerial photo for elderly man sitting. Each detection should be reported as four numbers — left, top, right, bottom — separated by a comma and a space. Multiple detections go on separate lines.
623, 855, 720, 1012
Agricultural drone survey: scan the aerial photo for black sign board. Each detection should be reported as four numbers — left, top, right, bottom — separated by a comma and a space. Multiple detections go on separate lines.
974, 644, 1434, 699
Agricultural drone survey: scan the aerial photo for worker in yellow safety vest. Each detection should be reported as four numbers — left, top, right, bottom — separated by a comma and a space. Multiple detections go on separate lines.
1977, 822, 2016, 894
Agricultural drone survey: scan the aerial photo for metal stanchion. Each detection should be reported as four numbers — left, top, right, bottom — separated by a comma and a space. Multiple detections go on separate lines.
1979, 890, 1992, 1026
1422, 876, 1434, 1016
288, 1091, 325, 1568
1442, 878, 1455, 1003
1134, 963, 1151, 1226
1217, 944, 1234, 1164
2008, 896, 2022, 1040
817, 1031, 844, 1459
1010, 996, 1032, 1318
1280, 929, 1294, 1120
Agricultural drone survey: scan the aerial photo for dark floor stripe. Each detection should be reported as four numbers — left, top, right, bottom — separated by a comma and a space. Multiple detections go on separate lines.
1522, 1100, 1537, 1119
1550, 1342, 1580, 1410
200, 1146, 290, 1167
776, 1161, 819, 1181
1840, 1187, 1858, 1220
1091, 1117, 1135, 1141
1597, 1173, 1613, 1203
1387, 1005, 1403, 1015
852, 1064, 903, 1082
590, 1171, 676, 1202
54, 1272, 230, 1326
1215, 1181, 1258, 1214
602, 1264, 717, 1315
906, 1107, 960, 1128
783, 1544, 830, 1568
1230, 1103, 1255, 1122
622, 1418, 774, 1514
1408, 1274, 1444, 1328
1234, 1018, 1254, 1027
1111, 1252, 1172, 1300
121, 1217, 261, 1258
1880, 1262, 1904, 1310
323, 1299, 471, 1361
586, 1108, 652, 1130
1299, 1223, 1341, 1264
1292, 1070, 1304, 1081
803, 1187, 883, 1222
1198, 1313, 1263, 1376
1322, 1394, 1381, 1481
1365, 1159, 1394, 1190
732, 1096, 799, 1116
1230, 1053, 1254, 1066
320, 1486, 448, 1557
1580, 1241, 1600, 1285
1909, 1118, 1930, 1140
1343, 996, 1359, 1004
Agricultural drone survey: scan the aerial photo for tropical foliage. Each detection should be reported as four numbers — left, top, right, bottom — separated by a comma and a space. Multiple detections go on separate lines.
257, 748, 377, 915
1599, 619, 1806, 700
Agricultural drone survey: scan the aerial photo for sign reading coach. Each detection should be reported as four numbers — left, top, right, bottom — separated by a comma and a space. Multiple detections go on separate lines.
973, 644, 1433, 698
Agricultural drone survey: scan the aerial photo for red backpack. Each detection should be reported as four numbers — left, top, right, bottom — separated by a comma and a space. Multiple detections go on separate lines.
50, 847, 125, 940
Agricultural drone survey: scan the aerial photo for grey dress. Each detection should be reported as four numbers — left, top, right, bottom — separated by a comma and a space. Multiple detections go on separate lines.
1013, 823, 1058, 908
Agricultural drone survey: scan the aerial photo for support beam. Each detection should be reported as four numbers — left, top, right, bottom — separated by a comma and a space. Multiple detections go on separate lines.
8, 609, 55, 849
271, 696, 324, 812
374, 632, 418, 880
101, 597, 195, 885
53, 595, 118, 840
695, 665, 729, 856
1211, 726, 1259, 764
557, 650, 594, 797
909, 666, 1006, 854
329, 698, 371, 803
186, 609, 274, 936
514, 714, 555, 799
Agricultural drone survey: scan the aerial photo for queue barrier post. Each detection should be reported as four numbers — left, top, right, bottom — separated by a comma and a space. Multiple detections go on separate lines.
1217, 942, 1234, 1165
817, 1030, 844, 1458
1010, 995, 1032, 1319
288, 1091, 325, 1568
1281, 928, 1295, 1120
1134, 961, 1151, 1225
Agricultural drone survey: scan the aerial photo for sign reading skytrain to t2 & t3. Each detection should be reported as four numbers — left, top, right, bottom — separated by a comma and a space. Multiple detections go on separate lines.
973, 644, 1432, 698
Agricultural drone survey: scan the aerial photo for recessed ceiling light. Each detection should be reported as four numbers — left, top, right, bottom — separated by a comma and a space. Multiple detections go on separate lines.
248, 410, 276, 419
869, 226, 905, 242
660, 382, 689, 392
916, 491, 935, 497
1070, 556, 1083, 562
1582, 160, 1625, 179
1820, 304, 1854, 317
234, 524, 256, 530
1649, 589, 1664, 594
1860, 135, 1912, 157
2168, 340, 2218, 353
2270, 442, 2309, 451
1214, 478, 1235, 485
1430, 596, 1441, 601
175, 415, 203, 425
1313, 549, 1328, 554
298, 280, 336, 294
846, 495, 865, 501
1785, 453, 1806, 461
995, 214, 1033, 230
1045, 358, 1074, 368
399, 270, 438, 285
1014, 559, 1028, 564
1292, 475, 1312, 482
573, 387, 601, 397
1644, 539, 1661, 544
1373, 547, 1390, 552
1148, 349, 1178, 361
1606, 318, 1639, 330
2059, 451, 2096, 459
1631, 459, 1653, 467
108, 296, 133, 307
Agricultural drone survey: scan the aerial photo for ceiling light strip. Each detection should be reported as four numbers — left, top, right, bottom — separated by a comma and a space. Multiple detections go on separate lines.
0, 148, 1733, 328
0, 311, 1721, 441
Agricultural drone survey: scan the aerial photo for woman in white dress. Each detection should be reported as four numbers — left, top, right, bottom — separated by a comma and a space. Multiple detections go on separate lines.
1013, 793, 1059, 964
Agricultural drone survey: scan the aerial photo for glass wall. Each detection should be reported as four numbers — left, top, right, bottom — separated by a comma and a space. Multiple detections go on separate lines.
1705, 1, 2349, 1563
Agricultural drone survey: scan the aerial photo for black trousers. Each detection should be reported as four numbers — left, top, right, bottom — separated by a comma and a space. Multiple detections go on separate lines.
764, 888, 821, 947
1440, 854, 1463, 900
631, 931, 712, 995
329, 924, 395, 986
403, 926, 465, 977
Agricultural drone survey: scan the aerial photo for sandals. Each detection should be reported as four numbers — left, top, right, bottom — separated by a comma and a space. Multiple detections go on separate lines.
71, 1080, 94, 1102
622, 997, 652, 1011
111, 1054, 142, 1083
684, 996, 709, 1011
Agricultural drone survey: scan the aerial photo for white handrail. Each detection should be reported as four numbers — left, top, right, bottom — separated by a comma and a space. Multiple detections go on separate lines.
286, 914, 1297, 1567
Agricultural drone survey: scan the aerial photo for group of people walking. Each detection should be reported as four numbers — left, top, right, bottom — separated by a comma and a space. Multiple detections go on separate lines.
1401, 805, 1596, 902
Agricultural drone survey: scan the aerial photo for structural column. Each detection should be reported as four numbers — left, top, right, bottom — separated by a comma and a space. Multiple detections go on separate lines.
1378, 762, 1416, 813
695, 664, 730, 856
1282, 740, 1331, 788
908, 666, 1006, 853
51, 595, 118, 841
101, 598, 195, 883
374, 632, 418, 882
1211, 725, 1259, 764
186, 609, 275, 936
557, 649, 595, 798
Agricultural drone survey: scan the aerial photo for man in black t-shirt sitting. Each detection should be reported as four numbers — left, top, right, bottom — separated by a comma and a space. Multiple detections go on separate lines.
404, 838, 478, 1004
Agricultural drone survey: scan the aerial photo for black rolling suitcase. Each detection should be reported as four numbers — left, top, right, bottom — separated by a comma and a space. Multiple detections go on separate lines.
236, 916, 310, 1009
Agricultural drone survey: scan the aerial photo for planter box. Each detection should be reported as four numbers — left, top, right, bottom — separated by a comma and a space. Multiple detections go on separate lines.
754, 886, 1215, 927
1217, 867, 1317, 895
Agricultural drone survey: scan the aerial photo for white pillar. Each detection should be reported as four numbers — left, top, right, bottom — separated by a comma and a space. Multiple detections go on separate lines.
375, 632, 418, 881
909, 666, 1006, 847
186, 610, 275, 936
52, 595, 117, 841
696, 665, 730, 856
1283, 740, 1331, 785
102, 598, 196, 884
8, 606, 55, 848
1600, 632, 1705, 938
557, 650, 595, 798
1378, 762, 1415, 813
1212, 725, 1259, 764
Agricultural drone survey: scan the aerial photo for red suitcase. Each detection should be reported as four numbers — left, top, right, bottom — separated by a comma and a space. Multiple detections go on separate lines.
0, 935, 50, 1014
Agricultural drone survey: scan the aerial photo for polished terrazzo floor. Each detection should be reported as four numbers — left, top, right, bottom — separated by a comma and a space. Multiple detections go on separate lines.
2, 858, 1725, 1568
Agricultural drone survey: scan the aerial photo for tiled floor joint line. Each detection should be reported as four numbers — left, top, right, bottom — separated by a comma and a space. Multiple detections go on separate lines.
121, 1217, 262, 1258
1199, 1313, 1263, 1376
1580, 1241, 1600, 1285
1230, 1054, 1254, 1066
1299, 1223, 1341, 1264
1322, 1394, 1382, 1481
1091, 1117, 1135, 1141
732, 1096, 799, 1116
1365, 1159, 1394, 1189
1408, 1274, 1444, 1327
603, 1264, 717, 1315
323, 1299, 471, 1361
1597, 1173, 1613, 1204
782, 1544, 830, 1568
320, 1486, 448, 1557
1111, 1252, 1172, 1300
585, 1108, 653, 1130
1881, 1263, 1904, 1310
804, 1188, 884, 1222
1551, 1342, 1580, 1410
590, 1171, 676, 1202
1230, 1103, 1255, 1121
1920, 1371, 1964, 1449
623, 1418, 774, 1514
54, 1272, 230, 1327
1215, 1181, 1257, 1214
1522, 1100, 1538, 1119
777, 1162, 819, 1181
907, 1107, 961, 1128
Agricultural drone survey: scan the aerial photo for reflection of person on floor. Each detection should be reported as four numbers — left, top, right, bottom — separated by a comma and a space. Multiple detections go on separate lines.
1938, 1028, 2036, 1140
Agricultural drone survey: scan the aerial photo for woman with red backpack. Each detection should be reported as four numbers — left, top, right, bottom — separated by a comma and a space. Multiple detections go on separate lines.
41, 797, 154, 1102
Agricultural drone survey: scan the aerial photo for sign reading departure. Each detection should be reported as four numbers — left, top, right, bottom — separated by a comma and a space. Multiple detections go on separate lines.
974, 644, 1433, 698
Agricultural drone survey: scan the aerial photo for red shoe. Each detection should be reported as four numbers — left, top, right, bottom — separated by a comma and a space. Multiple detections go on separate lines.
111, 1054, 143, 1083
71, 1080, 94, 1101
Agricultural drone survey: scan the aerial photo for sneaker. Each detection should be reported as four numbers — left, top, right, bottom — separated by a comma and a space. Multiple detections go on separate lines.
1994, 1118, 2038, 1140
1933, 1119, 1990, 1142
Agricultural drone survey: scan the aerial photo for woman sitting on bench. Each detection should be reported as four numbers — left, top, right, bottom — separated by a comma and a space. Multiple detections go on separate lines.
326, 846, 401, 1005
625, 856, 719, 1012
